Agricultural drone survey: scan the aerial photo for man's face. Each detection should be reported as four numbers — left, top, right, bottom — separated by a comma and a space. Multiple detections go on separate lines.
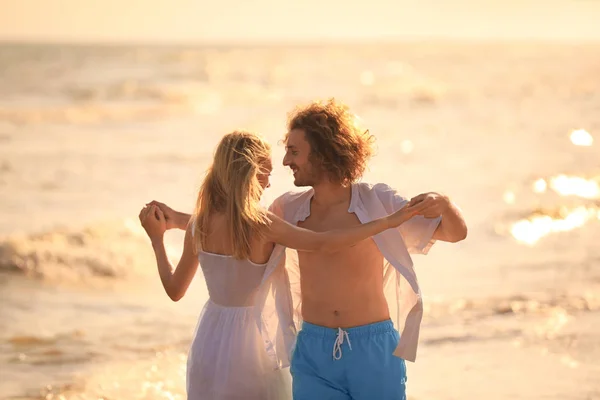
282, 129, 322, 187
256, 157, 272, 190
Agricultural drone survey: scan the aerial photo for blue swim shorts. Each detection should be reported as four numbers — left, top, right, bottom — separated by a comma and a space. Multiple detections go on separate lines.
290, 319, 407, 400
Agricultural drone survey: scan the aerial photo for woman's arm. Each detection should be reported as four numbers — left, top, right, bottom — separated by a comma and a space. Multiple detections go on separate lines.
262, 204, 419, 252
141, 205, 199, 301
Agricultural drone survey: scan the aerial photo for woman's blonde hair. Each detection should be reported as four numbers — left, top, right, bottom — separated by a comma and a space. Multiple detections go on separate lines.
192, 131, 271, 259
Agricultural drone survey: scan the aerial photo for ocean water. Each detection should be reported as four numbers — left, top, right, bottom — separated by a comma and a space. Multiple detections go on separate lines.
1, 41, 599, 400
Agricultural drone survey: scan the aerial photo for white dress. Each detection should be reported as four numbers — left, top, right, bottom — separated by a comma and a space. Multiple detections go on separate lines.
186, 250, 292, 400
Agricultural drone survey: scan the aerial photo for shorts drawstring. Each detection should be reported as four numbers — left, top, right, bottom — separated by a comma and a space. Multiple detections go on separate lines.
332, 327, 352, 360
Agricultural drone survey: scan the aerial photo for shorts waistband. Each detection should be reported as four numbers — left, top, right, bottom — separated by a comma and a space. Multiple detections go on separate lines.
300, 319, 394, 338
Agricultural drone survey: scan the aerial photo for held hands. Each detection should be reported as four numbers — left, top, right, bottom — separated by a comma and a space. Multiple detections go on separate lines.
146, 200, 178, 230
408, 192, 450, 218
386, 192, 449, 228
139, 204, 167, 243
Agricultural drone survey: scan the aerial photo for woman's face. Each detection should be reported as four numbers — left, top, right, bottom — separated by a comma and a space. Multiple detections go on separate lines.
257, 157, 273, 190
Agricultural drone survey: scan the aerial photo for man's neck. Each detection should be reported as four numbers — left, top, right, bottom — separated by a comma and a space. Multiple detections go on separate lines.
311, 182, 351, 208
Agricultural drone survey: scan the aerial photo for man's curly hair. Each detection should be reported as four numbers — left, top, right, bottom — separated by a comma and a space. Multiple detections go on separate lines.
286, 98, 375, 186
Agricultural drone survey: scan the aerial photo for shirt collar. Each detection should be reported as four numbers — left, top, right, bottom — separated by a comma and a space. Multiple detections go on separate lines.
295, 183, 360, 223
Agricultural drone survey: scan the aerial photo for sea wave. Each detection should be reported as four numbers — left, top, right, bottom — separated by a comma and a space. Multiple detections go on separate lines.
0, 219, 174, 283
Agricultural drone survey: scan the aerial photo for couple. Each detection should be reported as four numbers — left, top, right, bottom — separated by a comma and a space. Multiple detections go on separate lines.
139, 98, 467, 400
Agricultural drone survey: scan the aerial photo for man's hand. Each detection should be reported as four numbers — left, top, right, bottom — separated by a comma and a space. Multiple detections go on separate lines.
408, 192, 450, 218
146, 200, 180, 230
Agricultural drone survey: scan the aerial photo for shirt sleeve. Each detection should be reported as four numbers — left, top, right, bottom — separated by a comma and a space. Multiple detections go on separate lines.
373, 183, 441, 255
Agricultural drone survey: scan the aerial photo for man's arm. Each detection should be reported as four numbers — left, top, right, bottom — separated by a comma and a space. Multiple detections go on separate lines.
172, 210, 192, 230
373, 183, 466, 254
408, 193, 467, 243
435, 198, 467, 242
146, 200, 191, 230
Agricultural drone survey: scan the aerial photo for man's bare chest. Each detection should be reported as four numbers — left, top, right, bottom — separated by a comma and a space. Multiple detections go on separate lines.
298, 208, 362, 232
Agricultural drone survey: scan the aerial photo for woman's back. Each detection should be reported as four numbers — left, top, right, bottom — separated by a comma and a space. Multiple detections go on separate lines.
197, 212, 274, 307
198, 251, 267, 307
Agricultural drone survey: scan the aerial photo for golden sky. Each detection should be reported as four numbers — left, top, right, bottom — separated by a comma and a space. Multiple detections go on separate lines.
0, 0, 598, 43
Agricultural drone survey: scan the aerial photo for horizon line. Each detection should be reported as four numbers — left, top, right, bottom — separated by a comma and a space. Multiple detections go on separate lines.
1, 35, 599, 48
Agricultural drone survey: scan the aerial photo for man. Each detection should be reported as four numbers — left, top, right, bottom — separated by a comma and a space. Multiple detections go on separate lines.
150, 98, 467, 400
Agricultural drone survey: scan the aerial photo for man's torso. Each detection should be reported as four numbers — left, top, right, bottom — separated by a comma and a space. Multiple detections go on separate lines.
297, 197, 390, 328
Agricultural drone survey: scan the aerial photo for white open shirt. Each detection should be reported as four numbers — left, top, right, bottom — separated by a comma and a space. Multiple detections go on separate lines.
254, 182, 441, 369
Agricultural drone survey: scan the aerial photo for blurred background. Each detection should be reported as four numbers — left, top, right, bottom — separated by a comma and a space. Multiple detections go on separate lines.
0, 0, 599, 399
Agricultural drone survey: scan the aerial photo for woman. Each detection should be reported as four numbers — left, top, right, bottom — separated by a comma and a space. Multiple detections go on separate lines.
139, 131, 421, 400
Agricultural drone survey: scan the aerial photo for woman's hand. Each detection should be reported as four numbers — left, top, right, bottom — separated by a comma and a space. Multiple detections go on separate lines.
139, 204, 167, 243
407, 192, 449, 218
385, 202, 422, 228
